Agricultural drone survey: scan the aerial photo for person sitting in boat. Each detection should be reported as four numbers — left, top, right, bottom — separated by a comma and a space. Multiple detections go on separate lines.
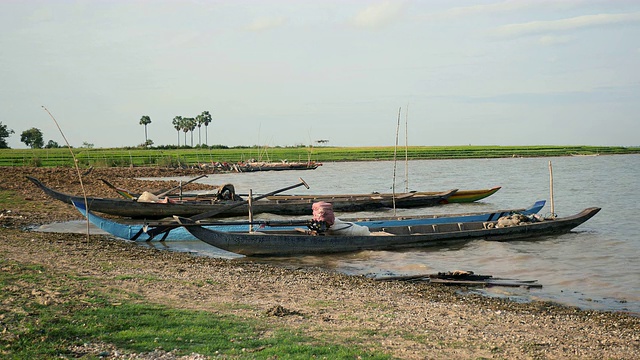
312, 201, 370, 236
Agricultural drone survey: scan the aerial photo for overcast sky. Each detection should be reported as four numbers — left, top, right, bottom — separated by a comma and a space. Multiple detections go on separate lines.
1, 0, 639, 149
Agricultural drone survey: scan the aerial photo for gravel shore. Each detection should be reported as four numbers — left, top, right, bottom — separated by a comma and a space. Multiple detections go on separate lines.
1, 167, 639, 359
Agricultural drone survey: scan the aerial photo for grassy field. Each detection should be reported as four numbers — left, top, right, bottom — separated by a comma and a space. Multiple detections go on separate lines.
0, 257, 389, 359
0, 145, 637, 167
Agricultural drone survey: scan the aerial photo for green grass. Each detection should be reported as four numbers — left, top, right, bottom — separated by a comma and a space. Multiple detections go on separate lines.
0, 259, 390, 359
1, 145, 638, 167
0, 190, 27, 207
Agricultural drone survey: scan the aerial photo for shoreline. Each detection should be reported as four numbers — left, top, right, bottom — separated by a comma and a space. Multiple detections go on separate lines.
1, 167, 639, 358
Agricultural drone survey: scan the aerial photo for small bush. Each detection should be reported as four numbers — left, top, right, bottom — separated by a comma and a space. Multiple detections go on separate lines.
28, 157, 42, 167
156, 156, 187, 168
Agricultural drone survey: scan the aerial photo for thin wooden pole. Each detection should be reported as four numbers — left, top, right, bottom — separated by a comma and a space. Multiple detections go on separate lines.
248, 189, 254, 232
404, 103, 409, 193
392, 107, 401, 215
548, 160, 555, 218
42, 106, 90, 241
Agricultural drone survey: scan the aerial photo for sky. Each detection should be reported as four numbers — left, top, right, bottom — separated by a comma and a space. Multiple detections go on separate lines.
1, 0, 639, 149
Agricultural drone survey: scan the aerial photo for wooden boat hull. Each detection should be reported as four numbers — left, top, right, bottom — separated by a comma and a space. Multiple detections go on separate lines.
101, 178, 499, 205
178, 207, 601, 256
265, 186, 500, 204
234, 162, 322, 172
72, 199, 546, 242
440, 186, 501, 203
28, 176, 455, 219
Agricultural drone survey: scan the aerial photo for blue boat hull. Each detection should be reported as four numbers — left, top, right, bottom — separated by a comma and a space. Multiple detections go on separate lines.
73, 200, 546, 242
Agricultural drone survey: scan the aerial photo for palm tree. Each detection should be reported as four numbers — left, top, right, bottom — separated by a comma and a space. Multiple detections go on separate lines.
181, 118, 190, 146
186, 118, 197, 147
139, 115, 152, 145
201, 110, 212, 145
172, 116, 183, 146
196, 114, 204, 146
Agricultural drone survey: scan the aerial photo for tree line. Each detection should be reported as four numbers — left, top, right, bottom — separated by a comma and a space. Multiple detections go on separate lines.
0, 123, 60, 149
0, 110, 212, 149
136, 110, 213, 148
169, 110, 213, 147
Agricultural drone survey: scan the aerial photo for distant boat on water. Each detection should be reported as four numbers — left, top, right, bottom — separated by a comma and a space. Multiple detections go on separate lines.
233, 160, 322, 172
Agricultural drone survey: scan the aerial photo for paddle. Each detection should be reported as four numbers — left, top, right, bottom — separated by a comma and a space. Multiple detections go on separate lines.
100, 174, 209, 199
155, 174, 209, 197
168, 218, 313, 228
137, 217, 313, 241
99, 178, 137, 199
144, 177, 310, 239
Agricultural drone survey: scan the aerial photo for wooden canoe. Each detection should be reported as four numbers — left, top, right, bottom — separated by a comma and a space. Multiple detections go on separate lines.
176, 207, 601, 256
264, 186, 501, 204
100, 177, 498, 205
72, 199, 546, 242
234, 161, 322, 172
28, 176, 456, 219
439, 186, 501, 203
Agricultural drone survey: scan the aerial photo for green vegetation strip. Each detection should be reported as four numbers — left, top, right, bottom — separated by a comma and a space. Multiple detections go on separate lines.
0, 260, 389, 359
0, 145, 637, 167
0, 190, 27, 207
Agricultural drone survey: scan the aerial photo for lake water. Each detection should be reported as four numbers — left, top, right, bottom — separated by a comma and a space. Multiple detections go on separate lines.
41, 155, 640, 314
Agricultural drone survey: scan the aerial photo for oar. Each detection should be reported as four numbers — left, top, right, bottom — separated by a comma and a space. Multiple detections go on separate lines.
168, 218, 313, 228
192, 177, 309, 221
100, 174, 209, 199
145, 178, 310, 238
155, 174, 208, 197
99, 178, 137, 199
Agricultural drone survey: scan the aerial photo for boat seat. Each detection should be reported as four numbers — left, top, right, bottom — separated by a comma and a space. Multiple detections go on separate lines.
431, 223, 462, 233
407, 225, 435, 234
459, 222, 485, 231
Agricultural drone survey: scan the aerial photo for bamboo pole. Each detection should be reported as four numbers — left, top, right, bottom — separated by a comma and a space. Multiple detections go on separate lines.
404, 103, 409, 193
42, 106, 91, 241
248, 189, 254, 232
549, 160, 555, 218
392, 107, 401, 215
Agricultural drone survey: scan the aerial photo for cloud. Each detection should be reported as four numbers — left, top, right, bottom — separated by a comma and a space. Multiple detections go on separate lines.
440, 0, 542, 17
352, 1, 405, 29
26, 5, 55, 23
245, 16, 287, 32
495, 12, 640, 38
538, 35, 572, 46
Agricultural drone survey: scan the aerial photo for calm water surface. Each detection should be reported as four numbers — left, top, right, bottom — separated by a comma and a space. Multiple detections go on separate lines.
76, 155, 640, 314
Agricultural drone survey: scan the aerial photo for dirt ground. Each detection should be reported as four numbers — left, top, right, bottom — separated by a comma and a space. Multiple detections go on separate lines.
1, 167, 639, 359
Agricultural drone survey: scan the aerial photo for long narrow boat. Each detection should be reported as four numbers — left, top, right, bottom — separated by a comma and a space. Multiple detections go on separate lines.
234, 161, 322, 172
99, 176, 498, 204
265, 186, 501, 204
29, 176, 456, 218
72, 199, 546, 242
176, 207, 601, 256
438, 186, 501, 203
